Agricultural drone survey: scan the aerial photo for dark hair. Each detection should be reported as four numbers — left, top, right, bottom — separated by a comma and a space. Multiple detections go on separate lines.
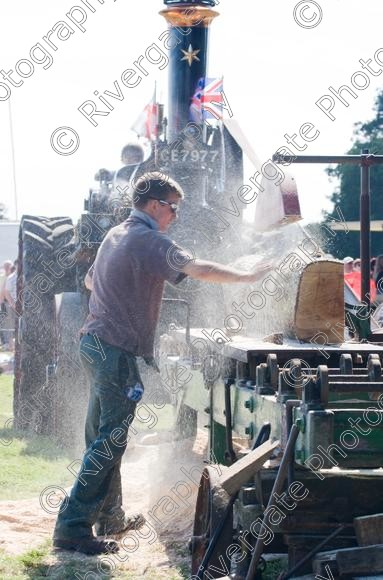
132, 172, 184, 208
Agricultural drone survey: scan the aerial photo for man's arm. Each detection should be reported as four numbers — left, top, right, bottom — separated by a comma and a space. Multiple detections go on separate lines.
182, 259, 272, 284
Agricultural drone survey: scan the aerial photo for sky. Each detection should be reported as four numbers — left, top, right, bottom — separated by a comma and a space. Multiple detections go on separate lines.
1, 0, 383, 224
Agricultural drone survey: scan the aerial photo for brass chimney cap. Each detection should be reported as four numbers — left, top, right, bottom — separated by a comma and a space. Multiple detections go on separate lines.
163, 0, 217, 6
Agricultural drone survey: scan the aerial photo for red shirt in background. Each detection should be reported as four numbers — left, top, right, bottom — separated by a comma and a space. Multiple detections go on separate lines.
345, 271, 376, 301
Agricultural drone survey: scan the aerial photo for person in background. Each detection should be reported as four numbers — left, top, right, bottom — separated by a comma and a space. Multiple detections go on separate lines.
344, 255, 376, 302
343, 256, 354, 275
373, 255, 383, 304
0, 260, 13, 296
353, 258, 361, 271
0, 260, 14, 350
4, 260, 17, 310
371, 257, 377, 278
3, 260, 18, 351
113, 143, 145, 194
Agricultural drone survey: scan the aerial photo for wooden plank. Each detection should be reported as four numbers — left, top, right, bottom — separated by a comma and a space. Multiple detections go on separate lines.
313, 549, 338, 576
253, 173, 302, 232
337, 545, 383, 575
354, 514, 383, 546
353, 576, 383, 579
217, 439, 279, 496
294, 261, 344, 342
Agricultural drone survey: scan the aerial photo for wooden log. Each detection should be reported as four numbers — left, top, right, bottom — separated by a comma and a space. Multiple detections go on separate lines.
218, 439, 279, 497
253, 172, 302, 232
353, 577, 383, 579
312, 549, 339, 576
294, 261, 344, 342
354, 514, 383, 547
336, 545, 383, 575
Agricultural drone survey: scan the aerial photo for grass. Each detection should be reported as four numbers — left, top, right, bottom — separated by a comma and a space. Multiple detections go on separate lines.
0, 372, 13, 424
0, 433, 74, 500
0, 541, 189, 579
0, 374, 189, 577
0, 374, 176, 501
0, 542, 52, 580
0, 375, 74, 500
263, 558, 286, 579
0, 375, 284, 579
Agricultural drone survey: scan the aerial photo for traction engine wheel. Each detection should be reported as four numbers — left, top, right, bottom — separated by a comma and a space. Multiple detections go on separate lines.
191, 465, 233, 578
53, 292, 89, 451
14, 215, 75, 433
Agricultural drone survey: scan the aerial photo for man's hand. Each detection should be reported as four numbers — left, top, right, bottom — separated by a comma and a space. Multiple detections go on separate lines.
126, 382, 144, 402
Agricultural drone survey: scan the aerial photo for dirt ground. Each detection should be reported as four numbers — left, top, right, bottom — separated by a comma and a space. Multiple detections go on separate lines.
0, 431, 209, 578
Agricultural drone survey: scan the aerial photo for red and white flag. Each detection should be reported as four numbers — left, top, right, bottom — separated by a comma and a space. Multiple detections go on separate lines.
131, 89, 158, 140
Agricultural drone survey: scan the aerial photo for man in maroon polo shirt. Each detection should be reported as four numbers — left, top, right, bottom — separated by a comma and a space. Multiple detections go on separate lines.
54, 172, 271, 555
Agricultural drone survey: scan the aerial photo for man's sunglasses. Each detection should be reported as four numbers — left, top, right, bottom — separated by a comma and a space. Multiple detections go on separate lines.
149, 198, 179, 213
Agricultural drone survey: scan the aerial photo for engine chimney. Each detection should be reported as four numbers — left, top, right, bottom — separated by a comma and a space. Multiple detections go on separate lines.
160, 0, 219, 140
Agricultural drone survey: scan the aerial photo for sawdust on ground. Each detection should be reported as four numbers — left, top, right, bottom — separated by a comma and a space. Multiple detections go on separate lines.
0, 430, 209, 578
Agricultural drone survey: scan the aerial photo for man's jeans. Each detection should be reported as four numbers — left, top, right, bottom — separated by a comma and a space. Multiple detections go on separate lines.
54, 334, 140, 539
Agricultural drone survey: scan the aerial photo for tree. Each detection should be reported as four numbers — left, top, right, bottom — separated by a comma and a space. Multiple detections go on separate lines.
324, 92, 383, 259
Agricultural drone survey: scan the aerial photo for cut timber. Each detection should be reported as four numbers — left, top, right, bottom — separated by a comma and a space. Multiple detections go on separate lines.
294, 261, 344, 342
355, 514, 383, 546
312, 549, 338, 576
223, 118, 301, 232
217, 439, 279, 496
354, 577, 383, 579
336, 545, 383, 575
253, 173, 302, 232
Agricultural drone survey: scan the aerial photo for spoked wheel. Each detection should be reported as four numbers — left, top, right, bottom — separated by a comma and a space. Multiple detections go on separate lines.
191, 466, 233, 578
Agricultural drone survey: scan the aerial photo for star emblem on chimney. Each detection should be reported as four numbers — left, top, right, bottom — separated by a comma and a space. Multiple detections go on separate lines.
181, 44, 201, 67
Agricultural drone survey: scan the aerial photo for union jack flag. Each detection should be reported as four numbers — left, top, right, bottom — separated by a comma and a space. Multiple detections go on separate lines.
189, 77, 224, 123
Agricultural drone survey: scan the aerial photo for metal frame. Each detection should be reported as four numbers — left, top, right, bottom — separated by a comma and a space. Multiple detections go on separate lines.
273, 151, 383, 335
